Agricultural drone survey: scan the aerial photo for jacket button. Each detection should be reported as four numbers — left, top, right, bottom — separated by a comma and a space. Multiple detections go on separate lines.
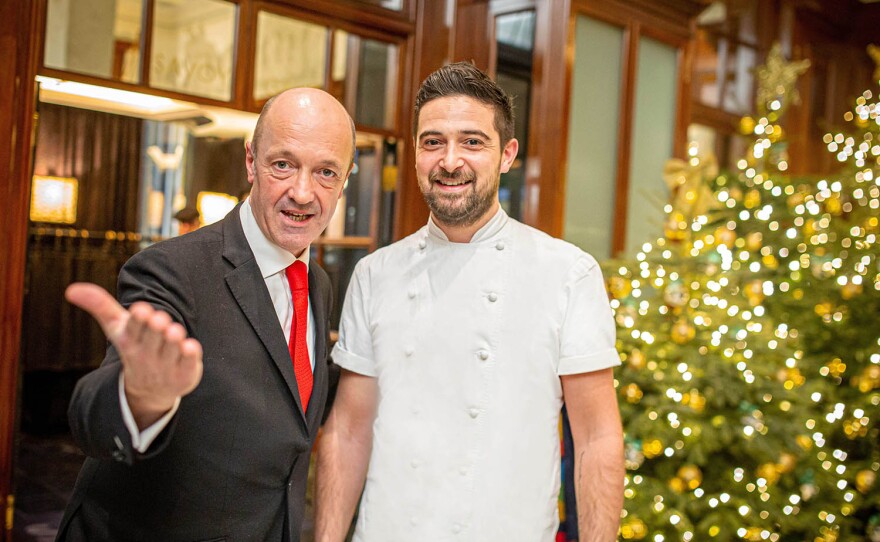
487, 292, 498, 302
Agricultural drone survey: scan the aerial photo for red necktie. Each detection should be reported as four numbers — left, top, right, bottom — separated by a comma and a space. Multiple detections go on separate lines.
285, 260, 312, 411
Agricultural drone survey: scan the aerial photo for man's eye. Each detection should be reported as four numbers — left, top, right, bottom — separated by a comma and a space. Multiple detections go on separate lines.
464, 138, 482, 146
319, 168, 338, 178
423, 139, 441, 147
274, 161, 290, 170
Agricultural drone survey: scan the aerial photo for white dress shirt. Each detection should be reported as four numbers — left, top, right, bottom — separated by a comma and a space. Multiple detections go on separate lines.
121, 199, 315, 452
333, 208, 620, 542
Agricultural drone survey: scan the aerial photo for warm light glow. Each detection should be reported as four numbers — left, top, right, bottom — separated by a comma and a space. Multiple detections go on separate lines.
37, 76, 176, 112
197, 191, 238, 225
30, 175, 78, 224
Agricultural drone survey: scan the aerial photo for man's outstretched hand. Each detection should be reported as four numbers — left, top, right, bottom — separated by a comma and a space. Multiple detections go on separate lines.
66, 283, 203, 429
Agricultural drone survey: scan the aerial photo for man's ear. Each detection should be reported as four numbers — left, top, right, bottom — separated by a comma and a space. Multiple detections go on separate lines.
499, 138, 519, 174
244, 141, 256, 185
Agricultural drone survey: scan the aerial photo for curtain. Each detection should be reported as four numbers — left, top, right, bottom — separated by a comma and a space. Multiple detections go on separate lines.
23, 103, 143, 371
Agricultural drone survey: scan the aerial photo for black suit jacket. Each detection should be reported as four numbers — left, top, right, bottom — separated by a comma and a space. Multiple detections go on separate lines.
57, 205, 333, 542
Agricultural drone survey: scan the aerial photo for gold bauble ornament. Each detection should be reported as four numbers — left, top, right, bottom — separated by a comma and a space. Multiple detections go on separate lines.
756, 462, 781, 485
803, 218, 816, 235
857, 365, 880, 392
671, 318, 696, 344
715, 226, 737, 248
767, 124, 784, 142
778, 452, 797, 473
745, 189, 762, 209
621, 518, 647, 540
668, 477, 685, 493
796, 434, 813, 450
744, 279, 765, 306
826, 358, 847, 378
678, 464, 703, 489
856, 469, 877, 493
664, 213, 689, 242
683, 389, 706, 412
746, 232, 763, 251
740, 116, 756, 135
609, 275, 633, 299
814, 301, 834, 317
787, 192, 805, 209
623, 383, 644, 404
744, 526, 764, 541
841, 282, 863, 300
643, 439, 663, 458
628, 349, 647, 370
825, 195, 842, 215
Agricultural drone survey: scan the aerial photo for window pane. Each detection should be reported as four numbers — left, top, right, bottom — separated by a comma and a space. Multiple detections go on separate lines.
563, 15, 624, 259
332, 31, 399, 130
149, 0, 236, 101
253, 11, 329, 100
495, 10, 536, 222
626, 36, 678, 256
44, 0, 143, 83
692, 31, 756, 114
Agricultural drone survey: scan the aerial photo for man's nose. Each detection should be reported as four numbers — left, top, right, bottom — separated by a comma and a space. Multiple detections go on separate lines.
439, 145, 463, 172
287, 170, 315, 204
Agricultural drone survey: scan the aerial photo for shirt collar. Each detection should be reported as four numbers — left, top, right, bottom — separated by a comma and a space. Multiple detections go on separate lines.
427, 206, 509, 243
239, 199, 310, 279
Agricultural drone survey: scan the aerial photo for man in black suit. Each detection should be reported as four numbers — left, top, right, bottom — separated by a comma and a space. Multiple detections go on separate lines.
56, 87, 355, 541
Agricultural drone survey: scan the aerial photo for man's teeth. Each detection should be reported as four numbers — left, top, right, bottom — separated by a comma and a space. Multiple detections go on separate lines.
283, 211, 309, 221
438, 179, 469, 186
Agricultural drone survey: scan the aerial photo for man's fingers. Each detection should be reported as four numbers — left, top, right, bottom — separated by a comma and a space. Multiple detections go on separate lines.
178, 338, 204, 395
139, 309, 173, 356
65, 283, 127, 339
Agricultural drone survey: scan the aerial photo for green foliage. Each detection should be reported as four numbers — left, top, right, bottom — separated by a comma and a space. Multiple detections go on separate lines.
608, 82, 880, 541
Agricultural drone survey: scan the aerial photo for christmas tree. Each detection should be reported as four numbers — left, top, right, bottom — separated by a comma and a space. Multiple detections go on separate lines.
608, 44, 880, 541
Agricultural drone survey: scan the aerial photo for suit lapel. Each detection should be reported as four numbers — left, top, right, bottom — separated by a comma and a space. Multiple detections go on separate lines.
221, 206, 309, 427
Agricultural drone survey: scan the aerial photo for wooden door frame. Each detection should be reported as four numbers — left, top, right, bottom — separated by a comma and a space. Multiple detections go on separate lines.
0, 0, 40, 538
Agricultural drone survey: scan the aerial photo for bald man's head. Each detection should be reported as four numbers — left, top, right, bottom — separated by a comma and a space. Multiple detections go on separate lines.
251, 88, 357, 167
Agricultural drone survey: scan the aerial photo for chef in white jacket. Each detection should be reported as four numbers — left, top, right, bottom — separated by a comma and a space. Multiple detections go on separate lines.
315, 62, 625, 542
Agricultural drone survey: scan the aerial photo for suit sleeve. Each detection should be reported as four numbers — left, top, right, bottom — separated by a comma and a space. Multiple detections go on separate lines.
67, 244, 195, 465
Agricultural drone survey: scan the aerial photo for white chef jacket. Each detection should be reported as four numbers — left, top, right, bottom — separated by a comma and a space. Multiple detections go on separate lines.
332, 208, 620, 542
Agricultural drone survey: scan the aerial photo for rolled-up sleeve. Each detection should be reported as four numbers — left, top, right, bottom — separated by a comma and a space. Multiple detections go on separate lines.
331, 261, 377, 377
558, 256, 621, 375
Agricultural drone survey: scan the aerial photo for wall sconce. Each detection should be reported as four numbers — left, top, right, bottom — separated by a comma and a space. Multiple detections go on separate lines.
197, 191, 238, 225
30, 175, 78, 224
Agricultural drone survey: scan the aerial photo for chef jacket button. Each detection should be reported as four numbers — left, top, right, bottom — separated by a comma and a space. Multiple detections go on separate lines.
459, 466, 468, 476
487, 292, 498, 302
452, 523, 462, 534
478, 350, 489, 361
468, 408, 480, 419
405, 347, 414, 357
418, 239, 427, 249
410, 517, 419, 526
410, 459, 420, 469
495, 241, 505, 251
408, 288, 417, 299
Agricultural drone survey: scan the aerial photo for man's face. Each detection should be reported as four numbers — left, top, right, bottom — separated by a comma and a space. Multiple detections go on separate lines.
245, 90, 353, 257
415, 95, 518, 229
